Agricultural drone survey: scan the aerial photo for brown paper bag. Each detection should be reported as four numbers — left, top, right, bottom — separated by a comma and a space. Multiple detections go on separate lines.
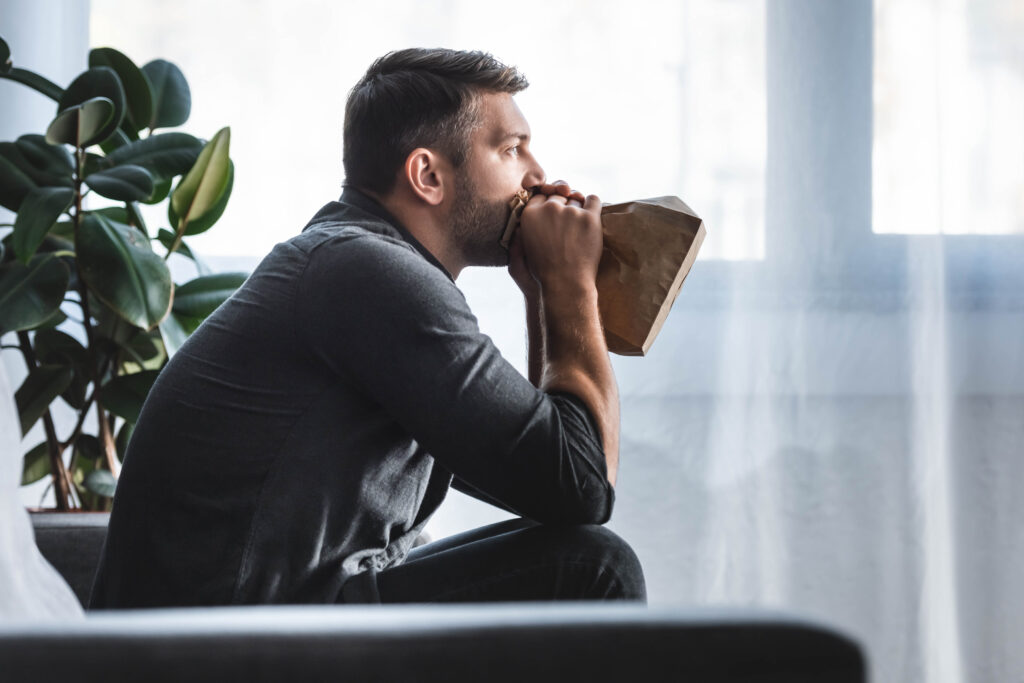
597, 197, 706, 356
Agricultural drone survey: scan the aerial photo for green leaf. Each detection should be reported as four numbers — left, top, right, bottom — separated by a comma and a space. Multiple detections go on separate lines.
184, 161, 233, 236
91, 294, 140, 347
125, 201, 149, 234
156, 228, 207, 272
34, 328, 87, 365
15, 134, 74, 180
0, 149, 37, 211
127, 329, 163, 362
84, 164, 154, 202
89, 48, 153, 136
99, 128, 132, 154
93, 206, 130, 224
0, 254, 70, 333
56, 67, 127, 146
45, 96, 116, 149
15, 364, 73, 435
32, 307, 67, 331
117, 327, 166, 373
12, 187, 73, 263
34, 329, 90, 409
172, 272, 247, 318
157, 311, 196, 356
144, 178, 172, 205
115, 421, 134, 462
0, 137, 75, 212
84, 469, 117, 498
103, 132, 202, 181
142, 59, 190, 130
101, 369, 159, 423
71, 453, 96, 491
169, 127, 232, 235
34, 328, 86, 362
74, 434, 103, 461
0, 140, 73, 214
77, 212, 172, 329
1, 36, 10, 73
21, 442, 51, 486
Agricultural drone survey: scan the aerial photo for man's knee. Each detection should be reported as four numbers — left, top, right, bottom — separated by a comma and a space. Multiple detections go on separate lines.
547, 524, 647, 602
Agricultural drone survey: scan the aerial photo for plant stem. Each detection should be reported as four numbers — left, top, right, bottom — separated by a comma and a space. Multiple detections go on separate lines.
16, 331, 72, 511
59, 391, 95, 450
71, 147, 122, 482
98, 400, 120, 478
0, 68, 63, 101
164, 218, 187, 261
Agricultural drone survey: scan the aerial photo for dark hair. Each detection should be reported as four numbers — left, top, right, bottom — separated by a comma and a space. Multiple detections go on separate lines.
343, 48, 528, 194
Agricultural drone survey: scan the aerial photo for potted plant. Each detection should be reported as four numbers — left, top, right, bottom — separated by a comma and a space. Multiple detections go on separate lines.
0, 36, 246, 512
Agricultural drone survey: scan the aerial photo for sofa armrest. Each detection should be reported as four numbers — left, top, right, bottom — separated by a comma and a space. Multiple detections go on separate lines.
0, 603, 864, 682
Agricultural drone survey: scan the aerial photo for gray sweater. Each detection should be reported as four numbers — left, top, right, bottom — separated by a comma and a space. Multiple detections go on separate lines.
90, 189, 614, 608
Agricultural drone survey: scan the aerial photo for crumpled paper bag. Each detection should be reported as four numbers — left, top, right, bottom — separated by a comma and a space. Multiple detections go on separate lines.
501, 193, 706, 356
596, 196, 705, 356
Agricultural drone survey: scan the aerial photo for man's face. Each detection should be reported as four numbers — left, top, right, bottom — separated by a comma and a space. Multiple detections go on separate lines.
448, 92, 545, 267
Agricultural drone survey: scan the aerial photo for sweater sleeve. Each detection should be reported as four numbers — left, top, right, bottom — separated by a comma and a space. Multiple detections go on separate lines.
295, 232, 614, 524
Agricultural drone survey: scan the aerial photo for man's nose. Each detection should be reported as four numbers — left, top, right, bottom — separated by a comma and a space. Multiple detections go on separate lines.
523, 158, 545, 189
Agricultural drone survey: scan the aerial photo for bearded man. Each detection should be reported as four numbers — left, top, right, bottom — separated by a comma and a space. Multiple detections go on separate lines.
90, 48, 645, 608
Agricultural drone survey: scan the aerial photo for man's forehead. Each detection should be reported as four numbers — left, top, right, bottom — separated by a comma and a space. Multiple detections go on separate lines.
475, 92, 531, 142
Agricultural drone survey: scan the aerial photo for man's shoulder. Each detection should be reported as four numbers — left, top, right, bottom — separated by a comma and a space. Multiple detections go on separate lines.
295, 221, 459, 308
297, 219, 415, 257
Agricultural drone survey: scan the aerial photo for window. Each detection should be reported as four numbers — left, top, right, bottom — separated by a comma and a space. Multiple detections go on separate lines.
90, 0, 766, 261
873, 0, 1024, 235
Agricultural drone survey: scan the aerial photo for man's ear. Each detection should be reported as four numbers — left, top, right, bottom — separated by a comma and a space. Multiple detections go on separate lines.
402, 148, 450, 207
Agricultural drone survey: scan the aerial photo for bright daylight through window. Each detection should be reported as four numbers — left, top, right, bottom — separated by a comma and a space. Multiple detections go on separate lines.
90, 0, 766, 261
873, 0, 1024, 235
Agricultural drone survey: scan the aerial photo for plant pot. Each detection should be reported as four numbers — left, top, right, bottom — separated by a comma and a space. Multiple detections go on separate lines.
30, 510, 109, 607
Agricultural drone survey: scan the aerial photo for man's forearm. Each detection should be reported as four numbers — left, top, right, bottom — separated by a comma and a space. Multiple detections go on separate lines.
538, 282, 619, 486
526, 294, 543, 387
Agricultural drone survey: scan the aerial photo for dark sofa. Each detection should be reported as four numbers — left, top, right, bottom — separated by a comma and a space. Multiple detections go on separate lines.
0, 513, 867, 682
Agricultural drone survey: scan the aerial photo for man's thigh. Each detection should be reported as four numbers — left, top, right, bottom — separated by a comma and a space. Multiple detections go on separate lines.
371, 519, 646, 603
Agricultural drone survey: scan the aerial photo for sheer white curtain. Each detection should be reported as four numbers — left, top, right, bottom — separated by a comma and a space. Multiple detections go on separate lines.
607, 3, 1023, 683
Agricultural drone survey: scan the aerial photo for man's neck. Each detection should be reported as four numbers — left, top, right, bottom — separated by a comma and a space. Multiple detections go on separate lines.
363, 187, 465, 279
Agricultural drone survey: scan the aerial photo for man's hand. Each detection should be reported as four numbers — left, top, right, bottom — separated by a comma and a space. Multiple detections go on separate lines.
518, 181, 602, 292
534, 180, 586, 206
507, 180, 587, 300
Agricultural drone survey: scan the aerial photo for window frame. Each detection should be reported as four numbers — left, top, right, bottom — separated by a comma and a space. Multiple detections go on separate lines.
681, 0, 1022, 313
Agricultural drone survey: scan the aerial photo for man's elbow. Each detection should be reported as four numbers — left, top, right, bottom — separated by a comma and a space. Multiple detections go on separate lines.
545, 478, 615, 526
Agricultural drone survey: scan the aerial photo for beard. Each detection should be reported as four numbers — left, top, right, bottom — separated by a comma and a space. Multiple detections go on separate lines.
449, 171, 512, 268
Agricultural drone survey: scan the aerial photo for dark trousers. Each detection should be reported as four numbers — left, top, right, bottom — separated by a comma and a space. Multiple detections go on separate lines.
342, 518, 646, 603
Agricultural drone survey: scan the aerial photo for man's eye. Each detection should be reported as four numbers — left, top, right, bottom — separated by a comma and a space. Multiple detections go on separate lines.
506, 145, 520, 157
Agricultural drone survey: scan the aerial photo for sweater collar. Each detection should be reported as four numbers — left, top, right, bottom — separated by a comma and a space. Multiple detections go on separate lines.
336, 187, 453, 281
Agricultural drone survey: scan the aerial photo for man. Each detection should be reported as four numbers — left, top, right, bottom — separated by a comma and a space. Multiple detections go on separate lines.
90, 48, 645, 607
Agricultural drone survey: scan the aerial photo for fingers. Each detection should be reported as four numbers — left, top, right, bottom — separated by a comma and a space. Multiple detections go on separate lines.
543, 193, 598, 210
538, 180, 571, 197
534, 180, 587, 205
527, 191, 548, 208
538, 194, 585, 210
